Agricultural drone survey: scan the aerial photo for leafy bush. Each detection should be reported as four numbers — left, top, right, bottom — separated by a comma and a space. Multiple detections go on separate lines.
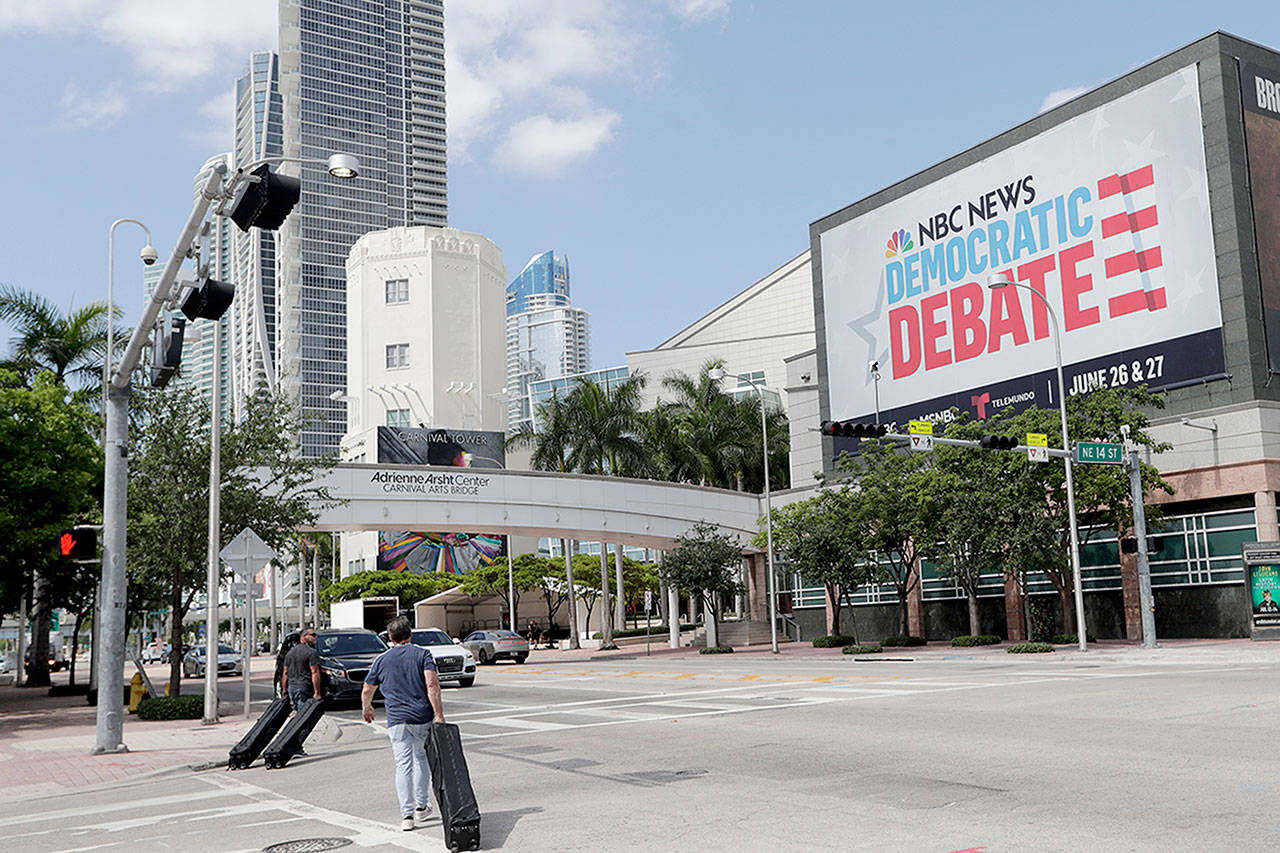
136, 695, 207, 720
812, 634, 856, 648
842, 644, 882, 654
592, 623, 696, 640
881, 635, 926, 647
1048, 632, 1097, 645
950, 635, 1002, 647
699, 645, 734, 654
1006, 642, 1055, 654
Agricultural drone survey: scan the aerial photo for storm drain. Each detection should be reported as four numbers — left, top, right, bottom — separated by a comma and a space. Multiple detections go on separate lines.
262, 839, 353, 853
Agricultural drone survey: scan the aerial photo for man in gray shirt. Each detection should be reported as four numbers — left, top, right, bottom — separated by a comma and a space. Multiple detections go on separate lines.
281, 627, 321, 710
362, 616, 446, 831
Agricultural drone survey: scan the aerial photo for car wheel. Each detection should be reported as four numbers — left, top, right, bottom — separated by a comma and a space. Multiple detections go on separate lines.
477, 649, 488, 665
514, 653, 528, 664
458, 677, 475, 687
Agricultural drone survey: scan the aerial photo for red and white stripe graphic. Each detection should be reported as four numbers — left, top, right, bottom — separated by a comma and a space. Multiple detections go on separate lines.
1096, 164, 1166, 317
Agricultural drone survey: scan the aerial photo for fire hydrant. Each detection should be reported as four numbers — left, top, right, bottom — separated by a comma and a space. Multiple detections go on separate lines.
128, 672, 148, 712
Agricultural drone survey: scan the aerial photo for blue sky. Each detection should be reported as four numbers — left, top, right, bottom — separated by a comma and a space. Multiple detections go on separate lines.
1, 1, 1277, 370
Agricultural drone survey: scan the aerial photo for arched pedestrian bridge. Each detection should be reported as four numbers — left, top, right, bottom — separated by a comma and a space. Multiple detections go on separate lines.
298, 463, 768, 550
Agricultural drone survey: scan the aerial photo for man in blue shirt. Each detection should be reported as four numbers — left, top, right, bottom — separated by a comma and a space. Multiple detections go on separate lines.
363, 616, 447, 831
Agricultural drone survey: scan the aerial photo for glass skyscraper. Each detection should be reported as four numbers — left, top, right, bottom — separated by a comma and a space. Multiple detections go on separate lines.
505, 250, 592, 431
277, 0, 447, 456
230, 51, 284, 421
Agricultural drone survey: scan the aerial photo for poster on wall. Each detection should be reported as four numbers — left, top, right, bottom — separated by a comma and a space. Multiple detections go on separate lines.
1242, 542, 1280, 639
1239, 61, 1280, 373
375, 426, 507, 575
817, 65, 1224, 436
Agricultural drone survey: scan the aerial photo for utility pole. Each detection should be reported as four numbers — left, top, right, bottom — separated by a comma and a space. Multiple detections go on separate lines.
1125, 442, 1158, 648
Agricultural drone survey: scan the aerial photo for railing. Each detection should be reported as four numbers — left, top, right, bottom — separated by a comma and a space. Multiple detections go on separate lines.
777, 613, 801, 643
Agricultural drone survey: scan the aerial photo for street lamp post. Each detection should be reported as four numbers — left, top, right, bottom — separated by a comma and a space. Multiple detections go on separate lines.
988, 272, 1087, 652
708, 368, 779, 654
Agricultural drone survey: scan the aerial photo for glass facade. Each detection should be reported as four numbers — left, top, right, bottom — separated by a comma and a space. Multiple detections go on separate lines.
279, 0, 446, 457
527, 366, 629, 430
507, 250, 570, 315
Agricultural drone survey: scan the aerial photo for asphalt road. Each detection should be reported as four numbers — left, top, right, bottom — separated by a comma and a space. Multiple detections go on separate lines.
3, 652, 1278, 852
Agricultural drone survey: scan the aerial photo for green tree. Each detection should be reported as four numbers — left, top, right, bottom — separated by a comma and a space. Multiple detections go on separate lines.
838, 441, 938, 637
460, 553, 548, 626
129, 387, 340, 694
0, 285, 118, 394
659, 521, 744, 647
762, 487, 875, 639
0, 372, 102, 686
321, 569, 457, 607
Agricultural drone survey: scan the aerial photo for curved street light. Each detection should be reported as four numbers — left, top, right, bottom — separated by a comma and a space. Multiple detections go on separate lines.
988, 271, 1087, 652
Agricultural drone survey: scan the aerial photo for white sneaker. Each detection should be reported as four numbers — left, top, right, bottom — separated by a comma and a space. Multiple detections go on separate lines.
401, 816, 415, 831
414, 805, 432, 824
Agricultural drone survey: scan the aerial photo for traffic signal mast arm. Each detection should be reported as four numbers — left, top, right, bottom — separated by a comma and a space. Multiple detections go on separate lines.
882, 433, 1073, 457
818, 422, 1072, 457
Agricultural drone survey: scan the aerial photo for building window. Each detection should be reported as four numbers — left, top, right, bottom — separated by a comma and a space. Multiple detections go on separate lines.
737, 370, 766, 388
385, 278, 409, 303
387, 408, 411, 427
386, 343, 409, 368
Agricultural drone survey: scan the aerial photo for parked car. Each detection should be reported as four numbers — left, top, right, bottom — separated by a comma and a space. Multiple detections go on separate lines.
273, 628, 389, 705
460, 629, 530, 664
160, 644, 190, 664
140, 644, 164, 663
182, 644, 243, 678
378, 627, 477, 687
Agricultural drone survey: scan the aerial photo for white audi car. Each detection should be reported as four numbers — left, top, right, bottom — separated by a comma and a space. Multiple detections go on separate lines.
378, 627, 477, 687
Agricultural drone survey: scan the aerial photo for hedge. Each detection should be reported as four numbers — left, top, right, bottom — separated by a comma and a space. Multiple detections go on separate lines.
136, 695, 207, 720
950, 635, 1002, 647
812, 634, 856, 648
699, 645, 734, 654
842, 644, 882, 655
881, 635, 926, 647
593, 623, 696, 640
1006, 642, 1055, 654
1048, 633, 1097, 645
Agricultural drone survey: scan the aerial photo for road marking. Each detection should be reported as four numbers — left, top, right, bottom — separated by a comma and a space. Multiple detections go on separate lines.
0, 789, 231, 828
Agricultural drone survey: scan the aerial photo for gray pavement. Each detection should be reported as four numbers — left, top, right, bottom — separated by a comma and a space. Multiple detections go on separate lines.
1, 643, 1277, 851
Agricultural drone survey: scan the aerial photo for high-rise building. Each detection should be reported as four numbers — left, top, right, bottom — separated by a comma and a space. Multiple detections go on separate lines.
277, 0, 447, 457
505, 250, 591, 432
229, 51, 284, 421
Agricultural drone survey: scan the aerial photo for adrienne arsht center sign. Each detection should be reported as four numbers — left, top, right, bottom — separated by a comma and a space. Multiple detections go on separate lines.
816, 66, 1223, 427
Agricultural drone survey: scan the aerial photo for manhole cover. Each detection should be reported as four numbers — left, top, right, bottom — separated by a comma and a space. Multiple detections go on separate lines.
263, 839, 353, 853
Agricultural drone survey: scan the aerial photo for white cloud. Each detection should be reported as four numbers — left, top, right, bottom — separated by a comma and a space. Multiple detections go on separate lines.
58, 80, 127, 128
184, 88, 237, 153
1039, 86, 1090, 113
664, 0, 730, 23
448, 0, 729, 177
496, 110, 621, 177
0, 0, 276, 91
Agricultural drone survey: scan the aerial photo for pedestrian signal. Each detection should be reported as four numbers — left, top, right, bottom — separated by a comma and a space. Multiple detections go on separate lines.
821, 420, 889, 438
979, 434, 1019, 450
59, 527, 96, 560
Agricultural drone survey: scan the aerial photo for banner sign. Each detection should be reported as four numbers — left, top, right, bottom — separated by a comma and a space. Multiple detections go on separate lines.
1239, 60, 1280, 373
377, 426, 505, 468
818, 65, 1223, 428
1241, 542, 1280, 639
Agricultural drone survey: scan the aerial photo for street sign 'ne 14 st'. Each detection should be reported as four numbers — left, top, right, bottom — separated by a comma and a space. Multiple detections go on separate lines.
1075, 441, 1124, 465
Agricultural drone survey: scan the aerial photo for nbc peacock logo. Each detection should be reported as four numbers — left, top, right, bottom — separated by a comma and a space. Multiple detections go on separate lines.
885, 228, 914, 258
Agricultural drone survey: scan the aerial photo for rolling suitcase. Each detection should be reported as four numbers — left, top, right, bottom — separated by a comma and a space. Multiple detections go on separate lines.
425, 722, 481, 851
228, 696, 291, 769
262, 697, 324, 769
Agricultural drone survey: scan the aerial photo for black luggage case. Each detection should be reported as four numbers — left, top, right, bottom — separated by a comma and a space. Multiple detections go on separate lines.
228, 696, 291, 769
262, 697, 324, 769
425, 722, 481, 851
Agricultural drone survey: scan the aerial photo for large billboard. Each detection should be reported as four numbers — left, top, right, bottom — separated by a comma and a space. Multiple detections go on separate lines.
817, 65, 1223, 429
1240, 60, 1280, 373
375, 426, 507, 574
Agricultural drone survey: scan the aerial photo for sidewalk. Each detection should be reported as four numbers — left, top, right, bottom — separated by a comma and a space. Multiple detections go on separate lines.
0, 657, 286, 804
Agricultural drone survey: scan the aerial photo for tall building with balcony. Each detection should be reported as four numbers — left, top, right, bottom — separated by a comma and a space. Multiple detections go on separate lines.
277, 0, 447, 457
229, 51, 284, 420
505, 251, 591, 431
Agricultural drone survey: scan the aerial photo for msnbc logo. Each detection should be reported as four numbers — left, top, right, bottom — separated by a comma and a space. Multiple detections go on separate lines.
885, 228, 914, 258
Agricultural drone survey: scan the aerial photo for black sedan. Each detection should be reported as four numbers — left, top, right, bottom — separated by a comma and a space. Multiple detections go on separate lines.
274, 629, 389, 705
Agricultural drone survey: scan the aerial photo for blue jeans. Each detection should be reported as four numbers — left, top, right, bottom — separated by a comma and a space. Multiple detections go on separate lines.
289, 688, 311, 711
388, 723, 432, 817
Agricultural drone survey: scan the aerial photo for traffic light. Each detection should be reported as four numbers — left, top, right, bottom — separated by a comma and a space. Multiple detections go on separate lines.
979, 434, 1019, 450
59, 527, 96, 560
1121, 536, 1164, 555
228, 163, 301, 232
180, 277, 235, 321
821, 420, 889, 438
149, 312, 186, 388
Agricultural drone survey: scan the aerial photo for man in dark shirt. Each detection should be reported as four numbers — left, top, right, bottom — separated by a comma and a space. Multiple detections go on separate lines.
362, 616, 446, 831
281, 628, 321, 710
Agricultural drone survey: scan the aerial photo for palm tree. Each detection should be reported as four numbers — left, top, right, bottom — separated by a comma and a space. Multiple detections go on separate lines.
0, 285, 116, 393
660, 359, 750, 489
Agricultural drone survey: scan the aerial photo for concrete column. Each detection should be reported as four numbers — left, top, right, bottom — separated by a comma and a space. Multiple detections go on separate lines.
667, 584, 680, 648
1003, 575, 1027, 642
746, 553, 767, 621
906, 556, 926, 638
1255, 491, 1279, 542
